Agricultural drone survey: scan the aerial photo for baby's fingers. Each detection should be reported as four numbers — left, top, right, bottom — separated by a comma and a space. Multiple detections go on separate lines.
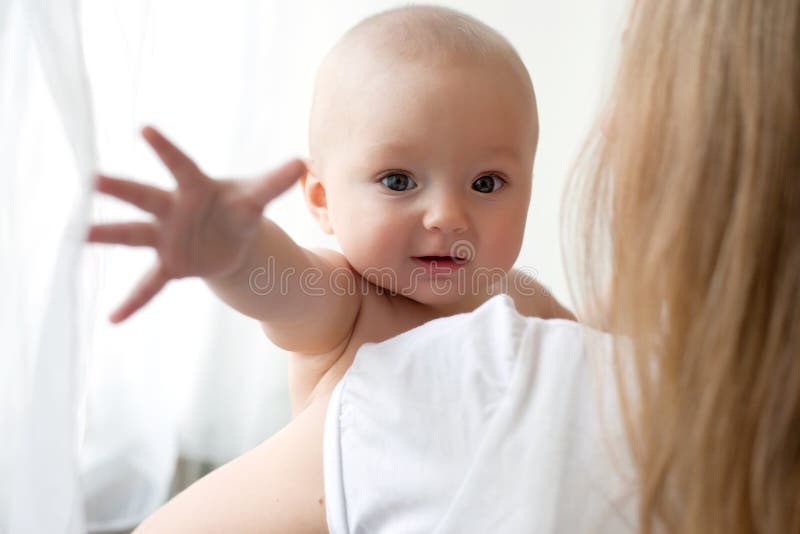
246, 158, 307, 208
95, 174, 171, 217
109, 263, 169, 323
87, 222, 158, 247
141, 126, 207, 189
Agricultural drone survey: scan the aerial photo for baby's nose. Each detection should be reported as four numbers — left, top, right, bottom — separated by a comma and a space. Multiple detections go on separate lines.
422, 198, 468, 234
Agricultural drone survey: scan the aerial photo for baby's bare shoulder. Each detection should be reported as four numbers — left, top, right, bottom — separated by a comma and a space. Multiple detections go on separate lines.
506, 269, 576, 320
288, 276, 434, 412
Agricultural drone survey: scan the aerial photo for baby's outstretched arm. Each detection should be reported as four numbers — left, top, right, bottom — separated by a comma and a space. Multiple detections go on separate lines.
88, 126, 360, 354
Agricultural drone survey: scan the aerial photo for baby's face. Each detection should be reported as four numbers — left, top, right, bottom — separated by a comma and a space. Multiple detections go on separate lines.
310, 56, 537, 309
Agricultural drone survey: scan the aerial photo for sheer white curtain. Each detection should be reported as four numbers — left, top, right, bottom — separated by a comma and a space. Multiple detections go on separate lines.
1, 1, 624, 532
1, 0, 95, 531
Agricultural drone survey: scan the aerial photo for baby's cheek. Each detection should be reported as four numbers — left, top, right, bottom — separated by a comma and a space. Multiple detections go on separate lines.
339, 220, 396, 268
483, 221, 525, 269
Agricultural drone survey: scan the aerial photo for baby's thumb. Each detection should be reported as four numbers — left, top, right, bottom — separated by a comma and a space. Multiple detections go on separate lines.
248, 158, 306, 208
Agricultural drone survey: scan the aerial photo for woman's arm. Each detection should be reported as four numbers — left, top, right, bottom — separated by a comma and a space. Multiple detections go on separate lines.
133, 394, 331, 534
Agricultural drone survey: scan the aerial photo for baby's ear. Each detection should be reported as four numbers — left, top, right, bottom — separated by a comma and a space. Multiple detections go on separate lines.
300, 169, 334, 234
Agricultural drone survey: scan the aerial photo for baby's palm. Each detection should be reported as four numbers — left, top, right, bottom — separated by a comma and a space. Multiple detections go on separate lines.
88, 126, 304, 323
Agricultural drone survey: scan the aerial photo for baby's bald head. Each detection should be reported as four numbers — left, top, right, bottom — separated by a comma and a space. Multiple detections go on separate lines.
309, 5, 537, 166
327, 5, 522, 66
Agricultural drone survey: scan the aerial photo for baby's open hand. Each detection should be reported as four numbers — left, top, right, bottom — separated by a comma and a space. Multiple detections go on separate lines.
87, 126, 305, 323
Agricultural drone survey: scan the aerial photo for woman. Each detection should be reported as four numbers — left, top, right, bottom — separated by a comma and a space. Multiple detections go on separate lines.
565, 0, 799, 532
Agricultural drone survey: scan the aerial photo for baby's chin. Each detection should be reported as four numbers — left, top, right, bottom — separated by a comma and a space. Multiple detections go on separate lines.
357, 265, 508, 307
397, 278, 491, 309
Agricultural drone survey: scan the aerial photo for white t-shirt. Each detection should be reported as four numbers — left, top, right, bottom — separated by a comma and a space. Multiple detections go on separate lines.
324, 294, 636, 533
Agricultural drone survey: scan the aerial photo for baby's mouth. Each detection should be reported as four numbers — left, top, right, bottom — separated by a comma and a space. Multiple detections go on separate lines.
416, 255, 465, 263
411, 256, 469, 274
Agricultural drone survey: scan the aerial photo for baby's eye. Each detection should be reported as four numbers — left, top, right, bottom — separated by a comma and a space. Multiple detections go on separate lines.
472, 174, 505, 193
381, 173, 417, 192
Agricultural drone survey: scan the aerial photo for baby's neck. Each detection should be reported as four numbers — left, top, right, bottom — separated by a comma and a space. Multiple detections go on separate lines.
420, 288, 504, 319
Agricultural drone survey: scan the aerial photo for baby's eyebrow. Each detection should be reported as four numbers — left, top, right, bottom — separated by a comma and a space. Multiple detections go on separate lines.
362, 142, 521, 159
353, 142, 420, 172
481, 145, 523, 160
362, 141, 419, 156
353, 142, 524, 177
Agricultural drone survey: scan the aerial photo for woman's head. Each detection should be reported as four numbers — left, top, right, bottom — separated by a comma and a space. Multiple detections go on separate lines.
566, 0, 800, 532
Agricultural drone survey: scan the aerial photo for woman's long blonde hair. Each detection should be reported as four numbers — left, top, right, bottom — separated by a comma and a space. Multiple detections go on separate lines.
564, 0, 800, 532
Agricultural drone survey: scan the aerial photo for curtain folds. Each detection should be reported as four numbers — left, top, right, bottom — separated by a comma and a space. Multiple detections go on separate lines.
1, 0, 95, 532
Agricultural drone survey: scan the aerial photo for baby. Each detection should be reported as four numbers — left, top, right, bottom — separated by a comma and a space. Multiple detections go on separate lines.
90, 5, 573, 532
